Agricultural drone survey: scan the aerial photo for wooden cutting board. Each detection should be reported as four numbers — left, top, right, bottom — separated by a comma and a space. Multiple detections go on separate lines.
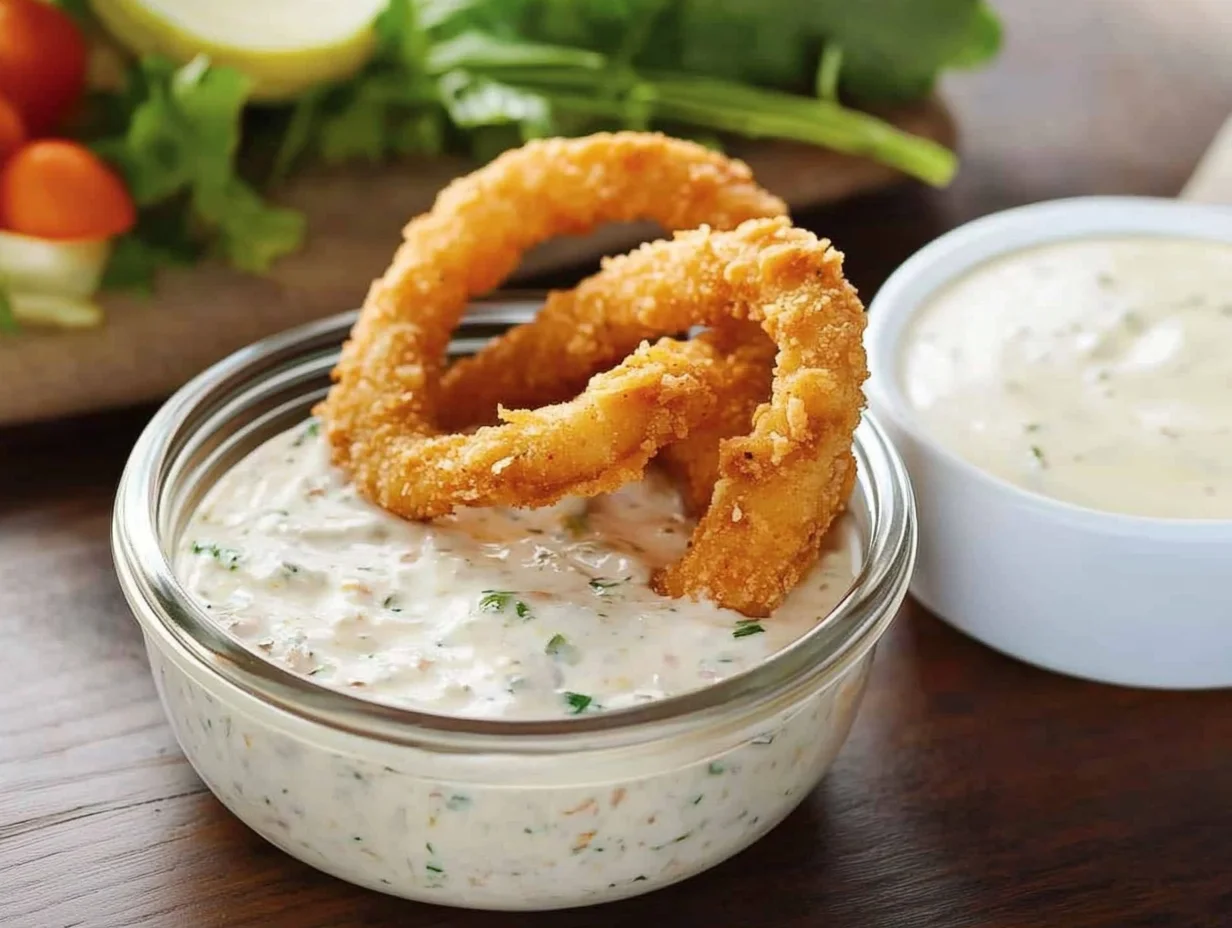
0, 99, 954, 426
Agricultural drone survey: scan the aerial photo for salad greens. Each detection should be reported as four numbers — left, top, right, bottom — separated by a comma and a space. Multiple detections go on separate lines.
64, 0, 1001, 290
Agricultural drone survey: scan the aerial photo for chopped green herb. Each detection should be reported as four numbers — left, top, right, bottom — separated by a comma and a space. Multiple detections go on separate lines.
650, 831, 693, 851
733, 622, 765, 639
588, 577, 627, 594
478, 589, 532, 619
545, 634, 568, 656
564, 691, 593, 714
426, 842, 435, 854
190, 542, 243, 570
708, 761, 726, 775
382, 594, 402, 612
280, 562, 300, 576
478, 590, 513, 612
1029, 444, 1047, 467
445, 794, 471, 810
292, 419, 321, 446
425, 864, 444, 874
1024, 422, 1041, 433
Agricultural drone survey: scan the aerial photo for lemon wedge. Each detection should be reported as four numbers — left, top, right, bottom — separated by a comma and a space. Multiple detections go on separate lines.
89, 0, 388, 100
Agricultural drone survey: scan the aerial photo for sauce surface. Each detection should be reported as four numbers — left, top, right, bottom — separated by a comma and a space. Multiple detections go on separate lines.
900, 236, 1232, 519
175, 422, 859, 720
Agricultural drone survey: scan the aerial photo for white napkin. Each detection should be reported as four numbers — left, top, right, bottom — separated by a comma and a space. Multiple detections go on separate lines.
1182, 114, 1232, 204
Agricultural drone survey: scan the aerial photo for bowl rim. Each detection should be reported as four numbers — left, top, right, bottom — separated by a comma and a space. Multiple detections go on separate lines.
865, 194, 1232, 539
112, 301, 917, 754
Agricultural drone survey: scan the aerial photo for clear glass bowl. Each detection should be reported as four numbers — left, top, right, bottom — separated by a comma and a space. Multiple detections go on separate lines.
112, 302, 917, 911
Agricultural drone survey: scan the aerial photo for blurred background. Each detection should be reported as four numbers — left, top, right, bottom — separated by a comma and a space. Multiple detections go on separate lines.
0, 0, 1228, 426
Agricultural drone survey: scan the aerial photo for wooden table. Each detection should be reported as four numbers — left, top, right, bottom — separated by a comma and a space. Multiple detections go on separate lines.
4, 1, 1231, 925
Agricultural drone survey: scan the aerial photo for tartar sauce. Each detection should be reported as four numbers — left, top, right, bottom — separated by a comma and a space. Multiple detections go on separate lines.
900, 236, 1232, 519
175, 420, 859, 719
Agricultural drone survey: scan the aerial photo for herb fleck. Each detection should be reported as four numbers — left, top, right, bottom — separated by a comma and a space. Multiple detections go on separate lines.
733, 620, 765, 639
191, 542, 243, 570
425, 864, 444, 874
650, 832, 693, 851
1024, 422, 1041, 433
479, 590, 512, 612
564, 692, 593, 714
445, 794, 471, 811
478, 590, 532, 619
382, 594, 401, 612
1029, 444, 1047, 467
588, 577, 627, 594
545, 634, 569, 656
708, 761, 726, 775
292, 419, 321, 447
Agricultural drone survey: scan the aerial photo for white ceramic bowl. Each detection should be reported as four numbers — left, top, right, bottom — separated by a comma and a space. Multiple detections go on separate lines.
865, 196, 1232, 690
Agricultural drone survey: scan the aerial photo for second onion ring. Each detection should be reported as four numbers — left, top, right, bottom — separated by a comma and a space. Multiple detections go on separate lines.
441, 217, 867, 616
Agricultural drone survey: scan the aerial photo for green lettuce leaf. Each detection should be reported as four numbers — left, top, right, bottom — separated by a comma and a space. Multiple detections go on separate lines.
93, 55, 305, 287
76, 0, 1001, 292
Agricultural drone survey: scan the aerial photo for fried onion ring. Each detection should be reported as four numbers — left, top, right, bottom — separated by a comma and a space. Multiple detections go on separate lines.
316, 132, 785, 518
654, 324, 777, 516
436, 217, 868, 615
317, 132, 866, 617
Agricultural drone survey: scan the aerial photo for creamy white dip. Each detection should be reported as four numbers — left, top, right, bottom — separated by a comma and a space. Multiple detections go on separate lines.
162, 419, 872, 908
900, 236, 1232, 519
175, 421, 859, 720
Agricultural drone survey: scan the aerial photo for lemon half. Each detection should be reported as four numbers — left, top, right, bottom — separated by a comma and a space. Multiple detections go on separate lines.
90, 0, 389, 100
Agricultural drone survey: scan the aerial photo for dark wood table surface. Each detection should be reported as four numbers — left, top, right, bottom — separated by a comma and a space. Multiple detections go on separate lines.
4, 1, 1231, 926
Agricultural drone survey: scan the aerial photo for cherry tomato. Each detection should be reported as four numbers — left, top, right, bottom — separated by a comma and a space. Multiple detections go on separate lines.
0, 140, 136, 240
0, 0, 88, 136
0, 93, 25, 166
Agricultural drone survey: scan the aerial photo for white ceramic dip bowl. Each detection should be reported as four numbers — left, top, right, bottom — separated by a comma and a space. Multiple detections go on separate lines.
865, 196, 1232, 690
112, 302, 917, 911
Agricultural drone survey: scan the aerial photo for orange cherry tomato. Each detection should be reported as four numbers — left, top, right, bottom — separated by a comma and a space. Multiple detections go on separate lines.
0, 0, 88, 136
0, 93, 26, 166
0, 140, 136, 240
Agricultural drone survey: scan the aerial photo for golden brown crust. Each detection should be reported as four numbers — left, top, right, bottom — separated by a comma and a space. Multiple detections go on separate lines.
443, 216, 867, 616
316, 132, 866, 617
315, 133, 784, 518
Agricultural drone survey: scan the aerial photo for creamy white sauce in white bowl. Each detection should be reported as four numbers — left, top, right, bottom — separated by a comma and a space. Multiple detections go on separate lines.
113, 304, 917, 910
865, 197, 1232, 689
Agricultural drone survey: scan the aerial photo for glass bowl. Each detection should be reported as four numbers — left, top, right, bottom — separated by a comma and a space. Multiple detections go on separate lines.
112, 301, 917, 911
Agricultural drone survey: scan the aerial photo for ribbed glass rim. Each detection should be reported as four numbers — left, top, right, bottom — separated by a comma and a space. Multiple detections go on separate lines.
112, 300, 917, 754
